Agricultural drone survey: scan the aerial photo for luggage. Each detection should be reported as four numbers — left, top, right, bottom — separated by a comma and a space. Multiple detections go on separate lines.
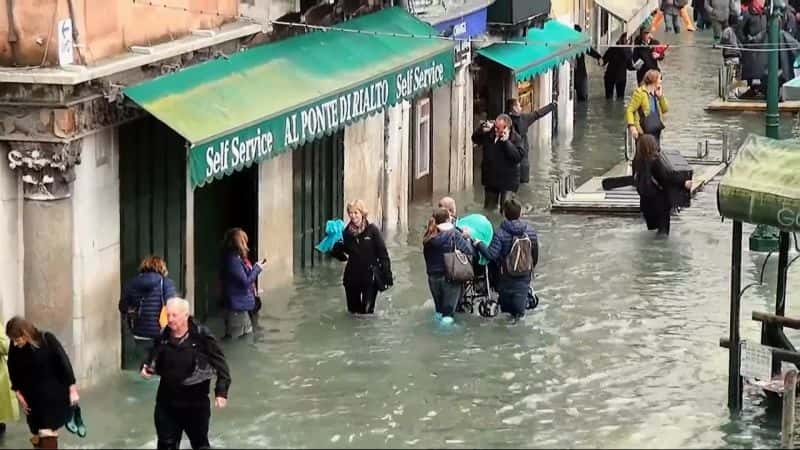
601, 175, 633, 190
659, 149, 693, 207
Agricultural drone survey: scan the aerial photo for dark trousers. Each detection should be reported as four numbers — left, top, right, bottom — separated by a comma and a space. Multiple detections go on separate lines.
345, 283, 378, 314
484, 188, 514, 212
664, 13, 680, 32
640, 193, 671, 235
693, 6, 709, 28
498, 288, 528, 319
604, 76, 626, 99
427, 275, 462, 318
575, 75, 589, 102
155, 399, 211, 450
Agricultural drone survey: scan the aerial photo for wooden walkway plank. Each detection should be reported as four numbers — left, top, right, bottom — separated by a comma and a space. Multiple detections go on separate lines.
706, 98, 800, 113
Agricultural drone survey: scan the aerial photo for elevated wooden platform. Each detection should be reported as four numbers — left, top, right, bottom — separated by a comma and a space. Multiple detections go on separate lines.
550, 158, 728, 215
706, 98, 800, 113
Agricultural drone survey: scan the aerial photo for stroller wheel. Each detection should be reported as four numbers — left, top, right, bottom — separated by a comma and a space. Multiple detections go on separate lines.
479, 299, 499, 318
464, 300, 475, 314
527, 293, 539, 310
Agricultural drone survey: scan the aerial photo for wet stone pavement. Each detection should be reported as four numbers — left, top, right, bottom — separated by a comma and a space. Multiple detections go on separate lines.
4, 28, 800, 449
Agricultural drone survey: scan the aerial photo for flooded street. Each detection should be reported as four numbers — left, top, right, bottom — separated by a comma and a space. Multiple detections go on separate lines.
6, 28, 800, 449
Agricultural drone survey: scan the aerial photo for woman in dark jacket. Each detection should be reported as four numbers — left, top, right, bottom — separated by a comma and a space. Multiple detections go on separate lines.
7, 317, 79, 449
220, 228, 265, 339
141, 298, 231, 450
471, 114, 526, 212
505, 98, 556, 184
331, 200, 392, 315
632, 135, 692, 235
632, 29, 664, 85
120, 256, 178, 359
423, 208, 474, 322
603, 32, 635, 100
739, 0, 768, 93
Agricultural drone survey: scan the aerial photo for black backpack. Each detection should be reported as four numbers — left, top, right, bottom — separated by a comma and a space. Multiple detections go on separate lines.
503, 233, 533, 277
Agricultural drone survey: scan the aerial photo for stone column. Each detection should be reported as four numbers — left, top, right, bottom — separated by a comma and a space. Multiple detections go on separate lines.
7, 141, 81, 352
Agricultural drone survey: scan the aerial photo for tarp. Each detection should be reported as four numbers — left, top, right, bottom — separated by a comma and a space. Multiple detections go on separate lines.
594, 0, 659, 37
717, 134, 800, 231
124, 7, 455, 188
456, 213, 494, 265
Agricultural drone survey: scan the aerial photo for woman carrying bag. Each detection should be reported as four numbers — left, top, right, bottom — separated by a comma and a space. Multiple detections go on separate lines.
625, 70, 669, 144
423, 208, 475, 323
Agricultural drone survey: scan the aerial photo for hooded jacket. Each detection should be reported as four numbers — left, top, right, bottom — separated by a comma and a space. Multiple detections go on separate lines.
120, 272, 178, 339
476, 219, 539, 289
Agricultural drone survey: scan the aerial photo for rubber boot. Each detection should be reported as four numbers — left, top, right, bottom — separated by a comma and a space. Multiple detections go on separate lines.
680, 6, 696, 31
30, 435, 40, 449
650, 10, 664, 32
38, 436, 57, 449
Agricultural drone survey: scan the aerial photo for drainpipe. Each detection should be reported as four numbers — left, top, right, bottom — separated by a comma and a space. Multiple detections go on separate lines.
65, 0, 85, 64
381, 109, 391, 232
6, 0, 18, 63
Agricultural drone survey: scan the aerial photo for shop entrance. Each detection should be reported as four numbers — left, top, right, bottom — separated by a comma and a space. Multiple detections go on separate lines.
119, 117, 187, 370
193, 166, 259, 324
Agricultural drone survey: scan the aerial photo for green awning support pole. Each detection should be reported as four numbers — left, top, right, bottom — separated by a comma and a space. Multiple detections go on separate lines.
750, 0, 785, 253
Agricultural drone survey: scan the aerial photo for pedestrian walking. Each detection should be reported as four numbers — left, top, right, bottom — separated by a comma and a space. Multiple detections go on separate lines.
119, 256, 178, 360
0, 318, 19, 439
693, 0, 710, 28
626, 70, 668, 143
602, 32, 635, 100
471, 114, 526, 212
141, 298, 231, 450
423, 208, 475, 323
739, 0, 768, 97
661, 0, 682, 33
632, 28, 664, 85
632, 135, 693, 236
220, 228, 265, 339
331, 200, 393, 315
573, 25, 602, 102
705, 0, 731, 40
471, 198, 539, 321
6, 317, 79, 449
505, 98, 557, 184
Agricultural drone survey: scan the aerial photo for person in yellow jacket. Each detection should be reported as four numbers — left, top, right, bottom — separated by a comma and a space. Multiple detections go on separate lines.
0, 317, 19, 437
625, 70, 669, 142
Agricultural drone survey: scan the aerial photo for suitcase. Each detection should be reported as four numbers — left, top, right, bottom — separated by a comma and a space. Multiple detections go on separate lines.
659, 149, 693, 208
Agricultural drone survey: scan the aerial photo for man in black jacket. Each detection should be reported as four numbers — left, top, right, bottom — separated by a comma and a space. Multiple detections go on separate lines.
471, 114, 525, 212
574, 25, 603, 102
142, 298, 231, 450
506, 99, 557, 184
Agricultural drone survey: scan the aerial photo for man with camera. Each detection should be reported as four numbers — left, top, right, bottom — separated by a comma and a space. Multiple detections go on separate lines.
471, 114, 526, 212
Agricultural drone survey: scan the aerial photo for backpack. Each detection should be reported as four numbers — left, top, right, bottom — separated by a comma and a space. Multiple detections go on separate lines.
503, 233, 533, 277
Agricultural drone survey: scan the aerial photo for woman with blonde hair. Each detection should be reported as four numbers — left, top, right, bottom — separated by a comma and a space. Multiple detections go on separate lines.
625, 69, 668, 143
119, 255, 179, 361
221, 228, 265, 339
7, 317, 79, 449
332, 200, 393, 314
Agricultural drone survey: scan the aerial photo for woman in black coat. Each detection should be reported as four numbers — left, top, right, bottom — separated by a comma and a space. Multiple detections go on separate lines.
632, 29, 664, 85
739, 1, 768, 91
632, 135, 692, 235
331, 200, 392, 315
602, 32, 635, 100
6, 317, 79, 449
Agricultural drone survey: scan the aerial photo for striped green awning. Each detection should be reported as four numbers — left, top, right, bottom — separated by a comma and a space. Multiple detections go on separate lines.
476, 19, 590, 82
124, 7, 455, 188
718, 134, 800, 231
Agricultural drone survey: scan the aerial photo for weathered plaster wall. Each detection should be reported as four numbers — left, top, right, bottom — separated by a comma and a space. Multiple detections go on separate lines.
432, 85, 452, 197
343, 113, 385, 227
384, 102, 410, 232
70, 128, 121, 385
0, 0, 237, 66
258, 150, 293, 291
0, 149, 23, 322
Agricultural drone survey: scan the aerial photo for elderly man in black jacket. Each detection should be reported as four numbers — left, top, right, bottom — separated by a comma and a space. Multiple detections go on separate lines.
506, 98, 557, 184
472, 114, 525, 212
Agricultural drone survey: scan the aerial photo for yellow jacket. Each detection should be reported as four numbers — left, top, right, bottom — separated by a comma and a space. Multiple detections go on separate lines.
625, 86, 668, 134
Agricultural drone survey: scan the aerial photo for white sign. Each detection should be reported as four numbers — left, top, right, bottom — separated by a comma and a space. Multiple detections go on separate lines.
58, 19, 74, 66
740, 340, 773, 381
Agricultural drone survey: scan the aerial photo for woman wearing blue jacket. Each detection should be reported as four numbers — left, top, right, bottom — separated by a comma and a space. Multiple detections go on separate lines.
423, 208, 474, 321
221, 228, 265, 339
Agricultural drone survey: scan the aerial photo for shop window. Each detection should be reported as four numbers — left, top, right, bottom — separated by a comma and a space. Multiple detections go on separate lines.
415, 97, 431, 178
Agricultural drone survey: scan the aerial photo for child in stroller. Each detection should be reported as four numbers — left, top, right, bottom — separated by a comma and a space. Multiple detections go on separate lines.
457, 258, 539, 317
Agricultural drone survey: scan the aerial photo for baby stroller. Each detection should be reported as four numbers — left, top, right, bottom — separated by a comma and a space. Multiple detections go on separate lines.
457, 259, 540, 317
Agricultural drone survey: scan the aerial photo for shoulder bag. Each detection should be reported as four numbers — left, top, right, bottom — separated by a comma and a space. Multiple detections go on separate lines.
443, 233, 474, 283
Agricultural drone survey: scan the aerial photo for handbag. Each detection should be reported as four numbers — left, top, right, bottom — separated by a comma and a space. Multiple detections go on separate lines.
638, 94, 665, 135
372, 263, 391, 292
443, 234, 474, 283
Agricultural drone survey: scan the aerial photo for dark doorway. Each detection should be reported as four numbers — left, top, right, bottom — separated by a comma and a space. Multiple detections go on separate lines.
119, 117, 187, 370
293, 131, 345, 271
193, 166, 259, 324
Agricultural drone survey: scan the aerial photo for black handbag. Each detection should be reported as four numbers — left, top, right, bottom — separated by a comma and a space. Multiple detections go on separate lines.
639, 94, 665, 135
443, 235, 474, 283
372, 262, 392, 292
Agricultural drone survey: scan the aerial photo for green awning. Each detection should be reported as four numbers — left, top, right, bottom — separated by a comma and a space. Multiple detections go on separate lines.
476, 19, 590, 82
124, 7, 455, 188
718, 134, 800, 232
